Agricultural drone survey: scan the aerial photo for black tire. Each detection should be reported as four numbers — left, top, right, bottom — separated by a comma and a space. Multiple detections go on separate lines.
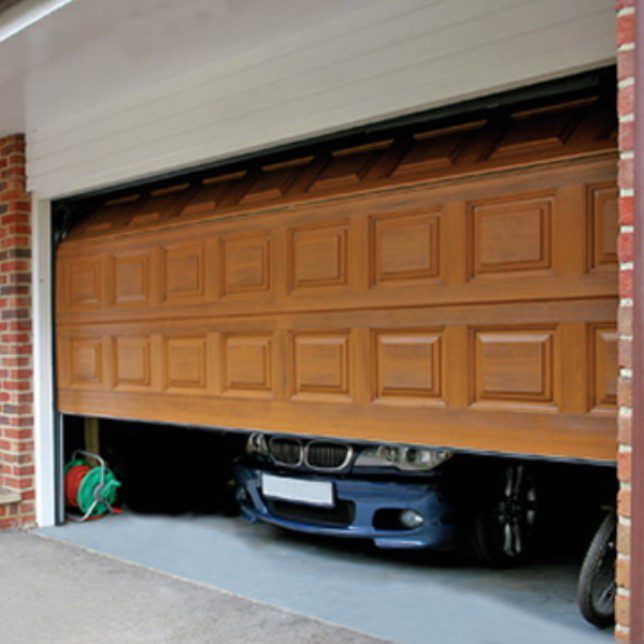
469, 462, 539, 567
577, 511, 616, 628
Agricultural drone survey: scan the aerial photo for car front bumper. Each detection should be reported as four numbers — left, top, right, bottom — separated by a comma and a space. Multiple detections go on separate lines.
234, 465, 458, 549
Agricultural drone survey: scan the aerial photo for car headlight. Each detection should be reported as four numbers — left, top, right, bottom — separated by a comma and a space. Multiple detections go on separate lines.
354, 445, 452, 471
246, 432, 268, 455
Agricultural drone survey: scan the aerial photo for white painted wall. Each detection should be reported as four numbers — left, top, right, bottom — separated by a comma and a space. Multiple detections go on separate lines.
20, 0, 615, 199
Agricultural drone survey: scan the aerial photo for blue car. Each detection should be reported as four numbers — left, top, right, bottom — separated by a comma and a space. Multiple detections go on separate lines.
234, 432, 544, 564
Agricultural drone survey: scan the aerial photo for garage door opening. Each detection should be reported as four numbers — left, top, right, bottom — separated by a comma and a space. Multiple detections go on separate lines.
47, 69, 619, 641
52, 415, 616, 642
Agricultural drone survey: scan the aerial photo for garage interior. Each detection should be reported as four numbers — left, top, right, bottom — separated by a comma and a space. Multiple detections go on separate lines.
45, 69, 619, 642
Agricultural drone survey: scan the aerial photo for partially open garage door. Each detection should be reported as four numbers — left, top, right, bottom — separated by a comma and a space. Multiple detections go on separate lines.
56, 93, 618, 461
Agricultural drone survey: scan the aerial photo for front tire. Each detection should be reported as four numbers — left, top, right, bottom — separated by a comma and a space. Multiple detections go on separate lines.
577, 511, 616, 628
469, 462, 539, 566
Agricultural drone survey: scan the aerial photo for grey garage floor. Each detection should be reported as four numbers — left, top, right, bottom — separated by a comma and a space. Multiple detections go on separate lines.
38, 513, 612, 644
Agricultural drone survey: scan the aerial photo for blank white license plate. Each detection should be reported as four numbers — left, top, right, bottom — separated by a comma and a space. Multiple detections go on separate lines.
261, 474, 334, 507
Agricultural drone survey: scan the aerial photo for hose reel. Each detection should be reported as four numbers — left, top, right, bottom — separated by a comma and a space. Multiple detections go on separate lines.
64, 450, 121, 521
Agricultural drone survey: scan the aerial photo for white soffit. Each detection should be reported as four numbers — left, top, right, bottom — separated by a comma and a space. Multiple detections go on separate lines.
19, 0, 615, 199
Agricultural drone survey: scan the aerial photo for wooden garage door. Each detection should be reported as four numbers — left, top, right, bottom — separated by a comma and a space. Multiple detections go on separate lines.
56, 96, 619, 461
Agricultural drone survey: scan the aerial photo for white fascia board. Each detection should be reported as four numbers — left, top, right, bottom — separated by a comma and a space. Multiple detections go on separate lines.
26, 0, 616, 199
31, 196, 56, 527
0, 0, 73, 43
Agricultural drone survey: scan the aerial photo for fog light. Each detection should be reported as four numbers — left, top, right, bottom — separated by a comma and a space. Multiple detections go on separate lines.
399, 509, 424, 529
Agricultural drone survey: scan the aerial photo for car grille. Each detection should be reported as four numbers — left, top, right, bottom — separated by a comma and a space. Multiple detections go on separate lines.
265, 499, 355, 528
268, 437, 351, 471
269, 437, 302, 466
306, 441, 350, 469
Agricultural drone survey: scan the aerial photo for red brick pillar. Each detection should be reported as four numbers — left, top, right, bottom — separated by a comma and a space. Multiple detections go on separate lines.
0, 134, 35, 529
616, 0, 635, 638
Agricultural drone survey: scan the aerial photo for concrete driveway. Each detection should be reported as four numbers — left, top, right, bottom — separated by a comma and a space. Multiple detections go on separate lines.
0, 531, 380, 643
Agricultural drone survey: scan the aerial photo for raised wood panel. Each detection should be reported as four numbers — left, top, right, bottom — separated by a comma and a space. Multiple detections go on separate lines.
472, 327, 556, 408
112, 254, 150, 306
371, 211, 441, 285
291, 331, 351, 399
307, 141, 392, 194
588, 183, 618, 271
164, 336, 207, 391
221, 234, 271, 296
373, 329, 443, 405
181, 172, 247, 218
114, 336, 150, 389
240, 157, 313, 205
163, 244, 205, 303
67, 259, 102, 309
221, 333, 273, 397
392, 121, 484, 177
288, 223, 348, 293
70, 338, 103, 387
589, 323, 618, 413
490, 102, 582, 159
75, 195, 138, 238
470, 194, 553, 277
128, 184, 195, 228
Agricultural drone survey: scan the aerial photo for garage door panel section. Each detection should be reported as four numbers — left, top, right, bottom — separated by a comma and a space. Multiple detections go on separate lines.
56, 175, 617, 324
56, 293, 616, 460
56, 388, 614, 460
56, 107, 617, 460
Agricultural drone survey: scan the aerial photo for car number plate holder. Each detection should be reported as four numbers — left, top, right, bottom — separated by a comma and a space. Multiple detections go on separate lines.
261, 474, 334, 507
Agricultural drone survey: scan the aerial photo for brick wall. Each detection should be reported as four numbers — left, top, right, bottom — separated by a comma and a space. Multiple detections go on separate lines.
616, 0, 635, 638
0, 134, 34, 529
